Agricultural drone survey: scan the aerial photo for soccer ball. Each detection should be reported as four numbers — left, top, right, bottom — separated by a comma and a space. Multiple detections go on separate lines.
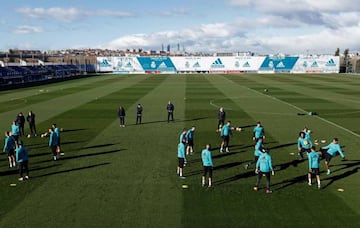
304, 140, 309, 145
264, 89, 268, 92
41, 134, 44, 138
27, 134, 31, 138
60, 128, 64, 132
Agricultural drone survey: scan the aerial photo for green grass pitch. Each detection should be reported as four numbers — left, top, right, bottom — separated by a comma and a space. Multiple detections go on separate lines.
0, 74, 359, 227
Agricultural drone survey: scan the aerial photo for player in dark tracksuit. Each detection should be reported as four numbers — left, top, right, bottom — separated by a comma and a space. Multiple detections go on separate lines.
136, 104, 143, 124
118, 106, 126, 127
16, 112, 26, 137
167, 101, 175, 122
26, 111, 37, 136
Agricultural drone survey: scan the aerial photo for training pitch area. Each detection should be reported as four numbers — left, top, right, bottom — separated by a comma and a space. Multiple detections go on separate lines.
0, 74, 359, 227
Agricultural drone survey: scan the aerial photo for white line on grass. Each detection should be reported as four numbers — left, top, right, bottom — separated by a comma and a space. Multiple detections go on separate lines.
247, 87, 360, 138
218, 76, 360, 138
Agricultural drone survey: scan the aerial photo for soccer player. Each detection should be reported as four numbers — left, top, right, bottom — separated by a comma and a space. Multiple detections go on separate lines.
179, 128, 187, 144
26, 111, 37, 136
16, 141, 29, 181
52, 124, 62, 155
167, 101, 175, 122
16, 112, 26, 137
3, 131, 16, 168
297, 131, 312, 160
245, 136, 265, 169
217, 107, 226, 130
177, 142, 186, 178
302, 127, 312, 144
201, 144, 213, 187
136, 104, 143, 125
186, 126, 195, 155
220, 121, 232, 153
48, 128, 59, 160
11, 121, 20, 144
308, 146, 321, 189
254, 150, 274, 194
320, 138, 345, 175
253, 121, 265, 143
117, 106, 126, 127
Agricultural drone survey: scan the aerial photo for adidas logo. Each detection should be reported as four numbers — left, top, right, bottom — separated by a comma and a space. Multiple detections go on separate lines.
243, 61, 251, 68
211, 58, 225, 68
193, 62, 201, 68
99, 59, 112, 67
158, 62, 167, 69
325, 58, 336, 66
276, 61, 285, 68
311, 61, 318, 68
125, 62, 132, 68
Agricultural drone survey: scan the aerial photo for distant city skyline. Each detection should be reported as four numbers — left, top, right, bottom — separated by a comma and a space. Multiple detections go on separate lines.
0, 0, 359, 54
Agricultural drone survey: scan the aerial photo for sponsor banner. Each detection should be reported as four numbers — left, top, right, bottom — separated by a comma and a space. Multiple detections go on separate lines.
170, 56, 209, 71
292, 56, 339, 73
137, 57, 176, 72
96, 55, 339, 74
259, 56, 299, 72
96, 57, 144, 73
171, 56, 265, 72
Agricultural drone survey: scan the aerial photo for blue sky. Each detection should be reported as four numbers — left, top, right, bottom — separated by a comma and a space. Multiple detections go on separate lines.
1, 0, 359, 54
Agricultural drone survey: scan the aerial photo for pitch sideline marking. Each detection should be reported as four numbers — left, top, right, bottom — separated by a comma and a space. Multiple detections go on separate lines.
248, 87, 360, 138
219, 76, 360, 139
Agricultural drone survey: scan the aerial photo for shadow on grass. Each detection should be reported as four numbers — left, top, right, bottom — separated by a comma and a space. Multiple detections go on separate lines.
33, 162, 110, 178
82, 143, 117, 150
321, 160, 360, 189
126, 117, 209, 126
268, 142, 297, 150
58, 149, 125, 161
62, 128, 87, 133
274, 159, 306, 171
272, 160, 360, 191
0, 163, 62, 176
185, 161, 247, 177
33, 149, 125, 164
272, 174, 307, 191
213, 169, 255, 186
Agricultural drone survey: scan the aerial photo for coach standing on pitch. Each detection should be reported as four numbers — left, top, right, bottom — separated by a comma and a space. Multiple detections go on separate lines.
118, 106, 126, 127
136, 104, 143, 125
27, 111, 37, 136
167, 101, 175, 122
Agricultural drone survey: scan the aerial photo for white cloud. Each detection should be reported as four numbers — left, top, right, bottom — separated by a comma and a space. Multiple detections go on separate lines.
105, 23, 242, 52
13, 25, 43, 34
16, 7, 134, 22
229, 0, 360, 13
104, 15, 360, 55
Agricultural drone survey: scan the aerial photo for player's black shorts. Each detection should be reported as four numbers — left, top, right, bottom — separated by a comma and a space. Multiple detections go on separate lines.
300, 147, 311, 153
222, 135, 229, 142
324, 152, 333, 163
203, 166, 213, 178
187, 139, 194, 147
6, 149, 15, 157
309, 168, 320, 175
254, 156, 259, 163
178, 157, 185, 168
